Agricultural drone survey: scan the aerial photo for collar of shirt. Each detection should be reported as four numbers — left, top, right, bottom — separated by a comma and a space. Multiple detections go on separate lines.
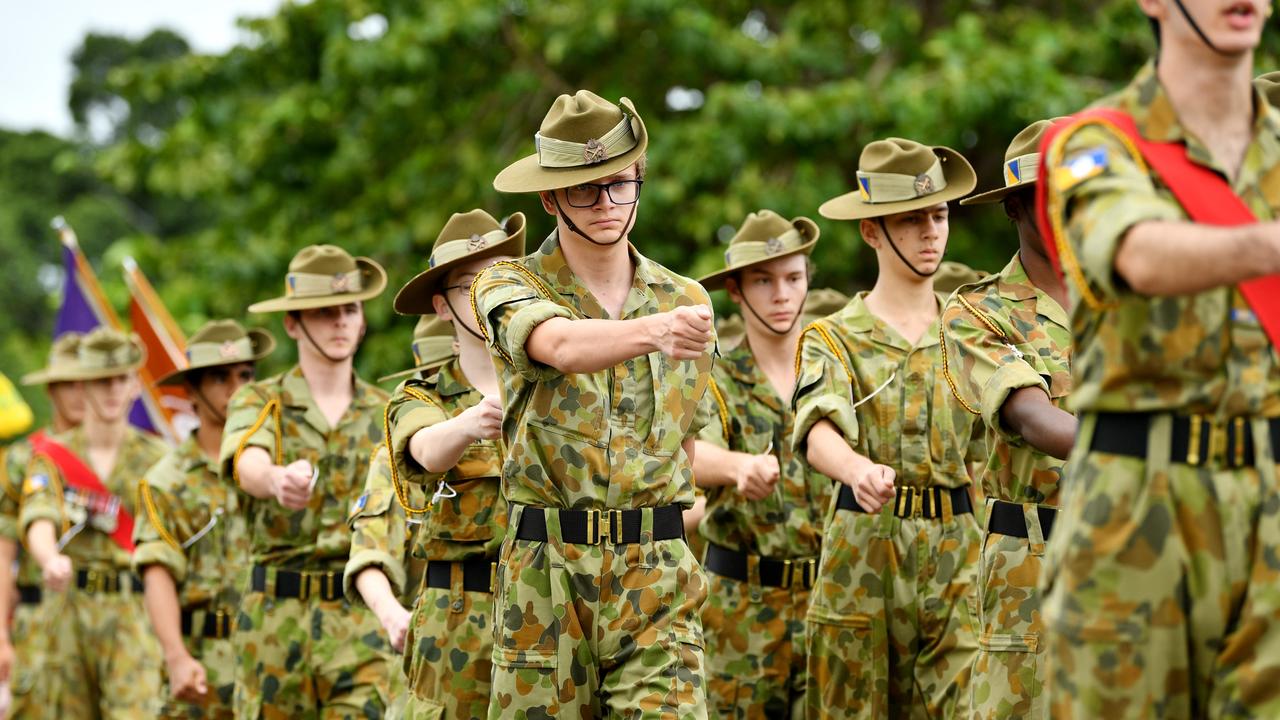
720, 341, 784, 415
531, 232, 669, 320
996, 253, 1071, 330
432, 357, 478, 400
833, 292, 942, 352
278, 364, 382, 433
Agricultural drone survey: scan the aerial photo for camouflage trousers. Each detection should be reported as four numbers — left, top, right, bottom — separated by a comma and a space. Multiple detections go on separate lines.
702, 555, 811, 719
969, 499, 1054, 719
233, 572, 393, 719
1042, 414, 1280, 719
805, 495, 980, 719
400, 569, 495, 719
8, 597, 51, 719
488, 505, 709, 720
160, 628, 236, 719
40, 585, 164, 719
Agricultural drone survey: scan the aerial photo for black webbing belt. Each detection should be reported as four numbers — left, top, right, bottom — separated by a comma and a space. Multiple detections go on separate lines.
250, 565, 343, 602
986, 500, 1057, 541
515, 504, 685, 544
1091, 413, 1280, 468
835, 483, 973, 519
703, 542, 817, 590
425, 557, 497, 594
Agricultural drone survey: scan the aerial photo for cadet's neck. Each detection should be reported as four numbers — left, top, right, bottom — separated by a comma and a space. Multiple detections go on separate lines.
557, 227, 635, 319
298, 351, 354, 404
50, 412, 76, 434
743, 322, 800, 401
1018, 236, 1069, 311
195, 415, 222, 461
82, 414, 126, 451
865, 271, 938, 346
456, 333, 499, 397
1158, 44, 1254, 172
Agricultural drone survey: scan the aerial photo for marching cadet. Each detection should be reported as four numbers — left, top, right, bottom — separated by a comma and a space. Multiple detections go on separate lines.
220, 245, 393, 718
134, 321, 273, 719
21, 327, 166, 718
473, 91, 716, 719
2, 333, 85, 718
940, 120, 1075, 719
384, 209, 522, 717
1038, 0, 1280, 716
692, 209, 829, 719
792, 138, 985, 718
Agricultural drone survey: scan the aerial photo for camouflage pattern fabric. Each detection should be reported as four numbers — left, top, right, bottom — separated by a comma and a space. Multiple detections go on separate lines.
471, 232, 715, 510
135, 434, 251, 719
1, 434, 54, 719
940, 253, 1073, 719
385, 357, 504, 718
697, 342, 829, 717
218, 365, 393, 718
489, 506, 709, 720
18, 426, 167, 719
792, 293, 984, 718
472, 233, 715, 717
1040, 63, 1280, 718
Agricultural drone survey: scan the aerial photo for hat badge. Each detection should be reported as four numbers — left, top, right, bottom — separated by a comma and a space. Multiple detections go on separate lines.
583, 138, 608, 165
330, 273, 350, 292
765, 237, 784, 255
219, 341, 241, 360
467, 233, 488, 251
913, 173, 935, 197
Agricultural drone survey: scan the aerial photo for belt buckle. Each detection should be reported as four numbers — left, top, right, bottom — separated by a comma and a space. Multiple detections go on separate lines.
587, 509, 624, 544
86, 569, 103, 594
1209, 418, 1229, 467
803, 558, 817, 589
780, 558, 793, 590
323, 572, 337, 600
1187, 413, 1206, 466
297, 572, 310, 602
1233, 417, 1247, 467
489, 561, 498, 593
215, 609, 229, 638
895, 487, 910, 517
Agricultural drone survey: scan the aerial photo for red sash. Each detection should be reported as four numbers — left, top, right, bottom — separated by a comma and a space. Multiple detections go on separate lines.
1035, 107, 1280, 348
28, 433, 135, 553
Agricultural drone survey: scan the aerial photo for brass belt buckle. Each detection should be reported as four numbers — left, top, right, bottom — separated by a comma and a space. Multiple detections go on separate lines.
1233, 417, 1247, 467
1187, 413, 1205, 466
297, 572, 310, 602
780, 558, 793, 590
322, 572, 336, 600
215, 608, 229, 638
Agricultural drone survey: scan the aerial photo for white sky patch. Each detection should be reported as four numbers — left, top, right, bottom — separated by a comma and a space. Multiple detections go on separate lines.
0, 0, 283, 136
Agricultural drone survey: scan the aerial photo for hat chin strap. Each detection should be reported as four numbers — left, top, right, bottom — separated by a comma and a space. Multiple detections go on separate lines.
551, 193, 639, 248
878, 218, 937, 278
739, 290, 807, 337
192, 385, 227, 428
1170, 0, 1232, 55
443, 294, 487, 343
297, 315, 356, 364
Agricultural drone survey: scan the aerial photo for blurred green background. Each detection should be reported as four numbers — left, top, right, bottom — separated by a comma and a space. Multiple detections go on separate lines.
5, 0, 1279, 427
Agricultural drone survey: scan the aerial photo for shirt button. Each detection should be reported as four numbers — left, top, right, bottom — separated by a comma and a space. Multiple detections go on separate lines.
452, 599, 463, 611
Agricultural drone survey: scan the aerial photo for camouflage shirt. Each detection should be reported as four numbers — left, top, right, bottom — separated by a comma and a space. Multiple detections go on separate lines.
343, 445, 428, 607
134, 433, 250, 611
218, 365, 388, 570
792, 293, 984, 489
386, 357, 504, 562
2, 434, 45, 586
472, 233, 715, 510
20, 426, 167, 572
1046, 61, 1280, 417
941, 253, 1073, 506
698, 341, 830, 558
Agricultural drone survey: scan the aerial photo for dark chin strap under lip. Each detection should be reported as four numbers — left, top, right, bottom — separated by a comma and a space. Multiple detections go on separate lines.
1169, 0, 1232, 55
443, 293, 487, 342
551, 191, 639, 248
297, 315, 357, 364
192, 385, 227, 428
739, 289, 808, 336
877, 218, 937, 278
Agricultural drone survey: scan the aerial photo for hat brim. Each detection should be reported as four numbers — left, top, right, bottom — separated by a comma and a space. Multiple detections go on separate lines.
56, 346, 147, 383
960, 178, 1036, 206
155, 328, 277, 387
20, 368, 76, 386
377, 356, 454, 384
698, 217, 821, 292
819, 147, 977, 221
248, 257, 388, 313
494, 98, 650, 193
393, 214, 528, 315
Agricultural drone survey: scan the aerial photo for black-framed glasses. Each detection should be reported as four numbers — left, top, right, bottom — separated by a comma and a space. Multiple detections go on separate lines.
563, 179, 644, 208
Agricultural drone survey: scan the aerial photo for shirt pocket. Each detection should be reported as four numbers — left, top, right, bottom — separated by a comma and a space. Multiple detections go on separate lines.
421, 448, 502, 544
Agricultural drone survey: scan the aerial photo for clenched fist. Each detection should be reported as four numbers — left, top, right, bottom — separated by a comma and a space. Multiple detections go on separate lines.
735, 453, 780, 501
651, 305, 714, 360
847, 462, 896, 513
271, 460, 315, 510
461, 395, 503, 442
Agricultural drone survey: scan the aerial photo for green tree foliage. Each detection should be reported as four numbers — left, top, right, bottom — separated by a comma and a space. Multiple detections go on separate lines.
9, 0, 1280, 396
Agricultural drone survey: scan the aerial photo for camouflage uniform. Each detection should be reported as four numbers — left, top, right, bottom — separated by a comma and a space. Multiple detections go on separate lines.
219, 365, 392, 719
343, 446, 426, 720
698, 342, 831, 718
18, 426, 166, 719
792, 293, 984, 719
940, 254, 1072, 719
135, 434, 251, 719
1040, 63, 1280, 718
472, 234, 714, 720
1, 435, 56, 719
384, 357, 505, 719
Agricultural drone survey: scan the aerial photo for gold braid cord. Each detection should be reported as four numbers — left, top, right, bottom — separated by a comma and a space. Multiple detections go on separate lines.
232, 394, 283, 485
1045, 117, 1147, 313
384, 386, 443, 516
938, 313, 981, 416
794, 320, 855, 386
0, 448, 18, 504
470, 260, 564, 367
137, 480, 182, 552
706, 378, 731, 445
